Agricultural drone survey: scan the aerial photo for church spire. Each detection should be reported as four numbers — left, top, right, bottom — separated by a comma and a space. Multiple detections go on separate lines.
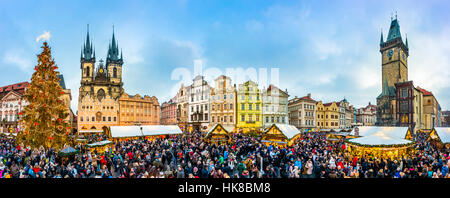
82, 24, 94, 61
107, 25, 120, 63
405, 34, 409, 49
386, 14, 402, 42
380, 30, 384, 45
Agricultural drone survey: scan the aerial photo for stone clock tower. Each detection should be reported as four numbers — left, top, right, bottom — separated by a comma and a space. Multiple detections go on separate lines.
376, 15, 409, 126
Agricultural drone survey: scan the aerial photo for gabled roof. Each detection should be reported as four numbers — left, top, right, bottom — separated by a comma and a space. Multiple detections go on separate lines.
266, 124, 301, 140
433, 127, 450, 144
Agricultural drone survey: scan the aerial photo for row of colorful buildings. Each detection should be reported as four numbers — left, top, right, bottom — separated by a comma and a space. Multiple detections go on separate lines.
160, 75, 290, 133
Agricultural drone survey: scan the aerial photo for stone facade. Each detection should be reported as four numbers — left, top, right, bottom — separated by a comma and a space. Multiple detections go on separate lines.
0, 82, 29, 133
357, 103, 377, 126
210, 75, 237, 130
262, 85, 289, 129
288, 94, 316, 130
118, 93, 160, 126
236, 80, 262, 131
188, 75, 211, 131
77, 27, 124, 134
161, 98, 177, 125
316, 101, 340, 129
176, 84, 190, 131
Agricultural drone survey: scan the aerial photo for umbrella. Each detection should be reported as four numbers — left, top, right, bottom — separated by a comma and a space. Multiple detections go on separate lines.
59, 145, 78, 156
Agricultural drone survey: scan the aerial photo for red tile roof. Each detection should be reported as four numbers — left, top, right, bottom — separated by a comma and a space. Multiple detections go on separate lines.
0, 82, 29, 99
299, 96, 316, 102
416, 87, 433, 96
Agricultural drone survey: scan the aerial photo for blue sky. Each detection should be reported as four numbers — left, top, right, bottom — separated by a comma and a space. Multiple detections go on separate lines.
1, 0, 449, 111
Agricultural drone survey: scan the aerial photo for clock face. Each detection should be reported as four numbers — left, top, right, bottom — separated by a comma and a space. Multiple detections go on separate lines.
388, 49, 393, 57
99, 68, 104, 73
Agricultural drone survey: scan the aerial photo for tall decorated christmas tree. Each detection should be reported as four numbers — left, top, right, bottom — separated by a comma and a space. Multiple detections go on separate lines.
16, 42, 71, 150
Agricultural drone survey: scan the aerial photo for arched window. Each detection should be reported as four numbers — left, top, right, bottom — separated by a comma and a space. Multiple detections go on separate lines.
113, 67, 117, 78
86, 66, 90, 77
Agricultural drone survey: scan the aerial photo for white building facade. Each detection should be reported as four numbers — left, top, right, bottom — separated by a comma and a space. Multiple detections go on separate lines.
262, 85, 289, 129
188, 75, 211, 132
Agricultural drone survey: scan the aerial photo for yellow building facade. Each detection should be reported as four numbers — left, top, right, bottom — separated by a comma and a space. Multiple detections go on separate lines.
316, 101, 340, 129
236, 80, 262, 132
118, 93, 160, 126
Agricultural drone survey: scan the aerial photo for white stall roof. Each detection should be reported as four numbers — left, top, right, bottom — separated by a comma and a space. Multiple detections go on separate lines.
273, 124, 301, 139
79, 130, 104, 133
348, 131, 413, 146
110, 126, 142, 138
141, 125, 183, 136
434, 127, 450, 143
351, 126, 409, 139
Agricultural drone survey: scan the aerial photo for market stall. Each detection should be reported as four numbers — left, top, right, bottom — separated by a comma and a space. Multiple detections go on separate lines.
86, 140, 113, 154
346, 127, 415, 160
261, 124, 301, 147
110, 126, 143, 142
204, 124, 231, 144
427, 127, 450, 150
141, 125, 183, 140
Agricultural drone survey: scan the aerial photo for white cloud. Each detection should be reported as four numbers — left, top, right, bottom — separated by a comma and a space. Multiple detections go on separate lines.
36, 31, 51, 43
313, 38, 342, 60
2, 49, 33, 72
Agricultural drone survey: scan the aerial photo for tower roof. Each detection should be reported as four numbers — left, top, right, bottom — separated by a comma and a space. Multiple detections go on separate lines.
82, 24, 95, 61
386, 18, 402, 42
107, 26, 122, 64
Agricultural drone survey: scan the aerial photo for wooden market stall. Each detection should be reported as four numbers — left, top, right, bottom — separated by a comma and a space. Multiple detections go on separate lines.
204, 124, 231, 144
261, 124, 301, 147
427, 127, 450, 150
86, 140, 113, 154
110, 126, 143, 142
346, 127, 415, 160
141, 125, 183, 141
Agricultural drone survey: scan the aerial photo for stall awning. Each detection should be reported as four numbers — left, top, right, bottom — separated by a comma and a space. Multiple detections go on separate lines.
87, 140, 113, 147
268, 124, 301, 140
78, 130, 104, 133
110, 126, 142, 138
141, 125, 183, 136
350, 126, 410, 139
348, 133, 413, 146
434, 127, 450, 143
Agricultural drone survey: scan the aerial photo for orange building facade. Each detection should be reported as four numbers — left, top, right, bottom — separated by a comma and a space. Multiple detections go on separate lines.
118, 93, 160, 126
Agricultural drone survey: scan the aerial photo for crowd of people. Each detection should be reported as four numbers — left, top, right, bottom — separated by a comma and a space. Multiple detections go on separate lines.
0, 130, 449, 178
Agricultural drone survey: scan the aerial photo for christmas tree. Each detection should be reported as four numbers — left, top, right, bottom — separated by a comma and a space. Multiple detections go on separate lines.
16, 42, 71, 150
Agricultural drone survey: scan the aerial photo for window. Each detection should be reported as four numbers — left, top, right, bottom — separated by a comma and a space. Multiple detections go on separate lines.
230, 116, 233, 123
241, 115, 245, 121
256, 115, 259, 121
249, 96, 252, 100
103, 117, 106, 121
401, 88, 408, 98
113, 67, 117, 78
256, 104, 259, 110
249, 104, 252, 110
92, 117, 95, 121
80, 117, 83, 122
241, 95, 245, 100
108, 117, 111, 121
241, 104, 245, 110
114, 117, 117, 122
224, 94, 226, 99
